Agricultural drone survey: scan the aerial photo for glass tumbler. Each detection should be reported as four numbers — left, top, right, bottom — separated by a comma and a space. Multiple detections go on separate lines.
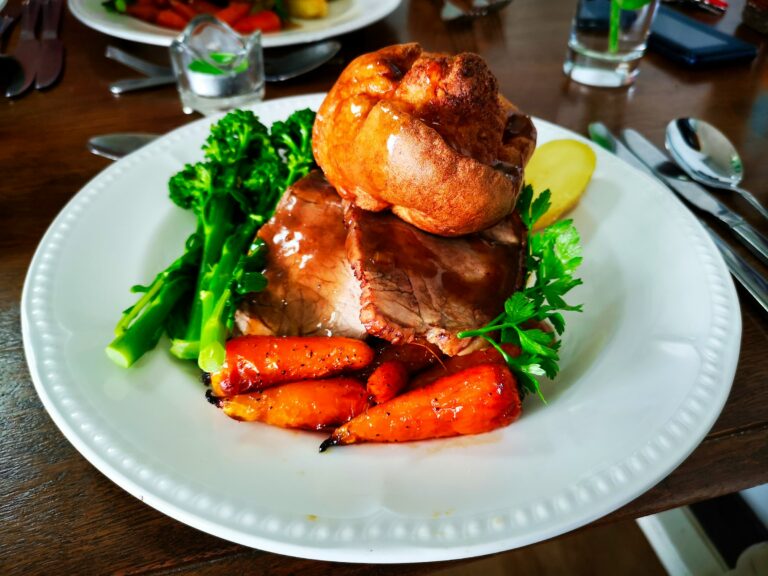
170, 15, 265, 115
564, 0, 661, 88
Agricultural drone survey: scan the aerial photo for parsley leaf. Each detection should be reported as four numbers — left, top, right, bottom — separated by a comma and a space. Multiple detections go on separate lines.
458, 185, 583, 400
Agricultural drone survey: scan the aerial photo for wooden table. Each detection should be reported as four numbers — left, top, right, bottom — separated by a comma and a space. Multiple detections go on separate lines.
2, 0, 767, 573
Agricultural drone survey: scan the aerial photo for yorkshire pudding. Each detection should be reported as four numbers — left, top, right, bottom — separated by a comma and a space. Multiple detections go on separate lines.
312, 43, 537, 236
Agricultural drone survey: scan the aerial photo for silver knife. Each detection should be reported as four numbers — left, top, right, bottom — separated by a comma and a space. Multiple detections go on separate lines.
588, 123, 768, 315
6, 0, 42, 97
622, 128, 768, 267
588, 122, 656, 177
87, 133, 158, 160
35, 0, 64, 89
702, 220, 768, 314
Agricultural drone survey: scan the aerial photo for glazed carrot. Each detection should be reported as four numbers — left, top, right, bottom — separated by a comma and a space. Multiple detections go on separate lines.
320, 363, 522, 450
189, 0, 220, 13
169, 0, 197, 21
366, 360, 408, 404
361, 341, 442, 380
234, 10, 282, 34
216, 378, 369, 431
210, 336, 375, 397
155, 8, 188, 29
126, 4, 159, 22
214, 2, 251, 26
409, 343, 520, 389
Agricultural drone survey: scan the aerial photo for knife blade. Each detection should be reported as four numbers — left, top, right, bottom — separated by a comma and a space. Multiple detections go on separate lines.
622, 128, 768, 267
702, 220, 768, 315
35, 0, 64, 89
6, 0, 42, 97
87, 133, 158, 160
588, 122, 656, 177
588, 123, 768, 315
105, 45, 172, 79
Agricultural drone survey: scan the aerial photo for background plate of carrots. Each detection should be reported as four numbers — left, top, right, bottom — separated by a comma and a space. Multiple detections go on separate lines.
22, 94, 740, 562
68, 0, 402, 47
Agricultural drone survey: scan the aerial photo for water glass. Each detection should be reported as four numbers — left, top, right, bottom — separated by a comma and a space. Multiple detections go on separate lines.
170, 15, 265, 115
564, 0, 661, 88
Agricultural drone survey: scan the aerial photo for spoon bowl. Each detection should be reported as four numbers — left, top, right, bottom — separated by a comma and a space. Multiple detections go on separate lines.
666, 117, 768, 220
264, 40, 341, 82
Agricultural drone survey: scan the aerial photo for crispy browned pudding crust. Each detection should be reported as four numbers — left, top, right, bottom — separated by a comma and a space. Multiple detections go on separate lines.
312, 43, 537, 237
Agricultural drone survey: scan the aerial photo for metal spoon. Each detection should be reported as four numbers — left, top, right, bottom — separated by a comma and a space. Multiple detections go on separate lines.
263, 40, 340, 82
666, 118, 768, 220
108, 40, 341, 94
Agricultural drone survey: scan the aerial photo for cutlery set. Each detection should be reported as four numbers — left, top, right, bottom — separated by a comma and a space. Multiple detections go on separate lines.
589, 122, 768, 314
4, 0, 64, 97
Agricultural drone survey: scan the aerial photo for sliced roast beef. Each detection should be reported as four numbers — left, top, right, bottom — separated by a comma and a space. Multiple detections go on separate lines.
345, 205, 526, 356
235, 171, 367, 339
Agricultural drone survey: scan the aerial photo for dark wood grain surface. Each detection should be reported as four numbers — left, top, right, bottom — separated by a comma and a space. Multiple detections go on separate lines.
2, 0, 767, 573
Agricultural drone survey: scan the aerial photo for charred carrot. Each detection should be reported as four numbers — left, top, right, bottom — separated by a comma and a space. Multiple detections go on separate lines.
126, 4, 159, 22
320, 363, 522, 450
233, 10, 281, 34
189, 0, 219, 13
361, 341, 442, 380
409, 343, 520, 389
155, 8, 188, 29
169, 0, 197, 21
210, 336, 375, 396
216, 378, 369, 431
214, 2, 251, 26
366, 360, 408, 404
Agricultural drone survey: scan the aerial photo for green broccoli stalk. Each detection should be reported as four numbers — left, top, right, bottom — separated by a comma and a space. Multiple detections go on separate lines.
106, 231, 202, 368
197, 217, 265, 372
168, 163, 237, 359
107, 108, 317, 371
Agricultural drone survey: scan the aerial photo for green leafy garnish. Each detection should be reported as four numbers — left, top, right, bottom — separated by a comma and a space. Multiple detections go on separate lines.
188, 52, 250, 75
102, 0, 131, 13
458, 185, 583, 400
107, 108, 317, 370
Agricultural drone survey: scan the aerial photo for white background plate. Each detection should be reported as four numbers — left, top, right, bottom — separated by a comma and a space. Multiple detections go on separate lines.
68, 0, 401, 47
22, 94, 740, 563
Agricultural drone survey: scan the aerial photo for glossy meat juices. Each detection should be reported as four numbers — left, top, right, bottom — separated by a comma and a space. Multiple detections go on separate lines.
235, 172, 366, 339
345, 204, 526, 356
236, 172, 526, 356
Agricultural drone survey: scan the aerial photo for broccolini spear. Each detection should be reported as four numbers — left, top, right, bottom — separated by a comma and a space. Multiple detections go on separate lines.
168, 110, 274, 359
195, 109, 317, 372
107, 108, 318, 370
105, 231, 203, 368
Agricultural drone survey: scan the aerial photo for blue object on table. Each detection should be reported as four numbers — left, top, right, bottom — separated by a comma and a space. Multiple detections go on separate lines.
649, 5, 758, 67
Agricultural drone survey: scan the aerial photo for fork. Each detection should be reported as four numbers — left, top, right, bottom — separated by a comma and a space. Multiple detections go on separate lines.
0, 14, 16, 42
0, 12, 22, 91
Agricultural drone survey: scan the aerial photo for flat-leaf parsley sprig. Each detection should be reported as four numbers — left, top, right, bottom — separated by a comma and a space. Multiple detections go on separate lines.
458, 185, 583, 401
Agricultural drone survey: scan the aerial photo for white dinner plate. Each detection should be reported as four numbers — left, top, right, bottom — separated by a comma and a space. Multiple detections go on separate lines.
22, 93, 740, 563
68, 0, 401, 47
